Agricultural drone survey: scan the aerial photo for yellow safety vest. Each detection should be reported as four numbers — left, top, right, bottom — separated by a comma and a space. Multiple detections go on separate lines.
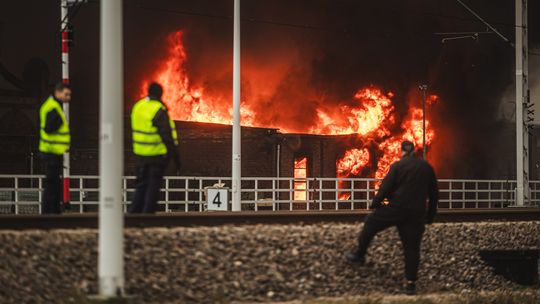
131, 98, 178, 156
39, 96, 70, 155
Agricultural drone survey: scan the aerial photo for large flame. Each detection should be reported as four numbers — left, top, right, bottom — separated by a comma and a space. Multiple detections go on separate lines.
373, 106, 436, 179
140, 30, 439, 187
336, 148, 370, 200
140, 31, 256, 126
311, 88, 395, 136
337, 148, 371, 177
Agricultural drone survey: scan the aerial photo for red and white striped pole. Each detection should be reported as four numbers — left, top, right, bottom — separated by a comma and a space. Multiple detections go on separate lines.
61, 0, 71, 209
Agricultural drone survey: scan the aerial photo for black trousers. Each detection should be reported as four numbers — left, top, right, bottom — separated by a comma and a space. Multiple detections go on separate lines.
129, 160, 166, 214
356, 206, 425, 281
41, 154, 63, 214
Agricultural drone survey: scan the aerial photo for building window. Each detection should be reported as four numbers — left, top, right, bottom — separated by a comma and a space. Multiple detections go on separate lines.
294, 157, 308, 201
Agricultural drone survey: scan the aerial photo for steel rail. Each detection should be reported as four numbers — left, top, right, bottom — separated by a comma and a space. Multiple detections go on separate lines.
0, 208, 539, 230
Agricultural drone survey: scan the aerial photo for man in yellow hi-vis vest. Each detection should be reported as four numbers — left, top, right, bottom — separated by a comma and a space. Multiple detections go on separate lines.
130, 83, 181, 213
39, 82, 71, 214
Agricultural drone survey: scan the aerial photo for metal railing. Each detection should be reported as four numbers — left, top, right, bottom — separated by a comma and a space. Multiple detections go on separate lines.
0, 174, 538, 214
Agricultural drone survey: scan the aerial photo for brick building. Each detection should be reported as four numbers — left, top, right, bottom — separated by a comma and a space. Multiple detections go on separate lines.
0, 99, 359, 179
172, 121, 358, 179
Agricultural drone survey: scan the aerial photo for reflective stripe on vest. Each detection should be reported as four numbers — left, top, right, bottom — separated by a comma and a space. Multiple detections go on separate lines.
131, 98, 178, 156
39, 96, 70, 155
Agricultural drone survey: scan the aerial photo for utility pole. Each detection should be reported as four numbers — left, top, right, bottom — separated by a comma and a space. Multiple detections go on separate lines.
60, 0, 87, 210
454, 0, 530, 206
231, 0, 241, 212
515, 0, 529, 206
60, 0, 71, 209
419, 84, 428, 159
98, 0, 124, 297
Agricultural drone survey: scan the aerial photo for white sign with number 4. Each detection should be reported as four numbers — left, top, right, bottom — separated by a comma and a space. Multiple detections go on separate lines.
207, 188, 229, 211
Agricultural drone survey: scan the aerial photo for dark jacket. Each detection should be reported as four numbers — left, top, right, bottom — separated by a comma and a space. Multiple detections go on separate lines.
43, 97, 63, 134
372, 155, 438, 221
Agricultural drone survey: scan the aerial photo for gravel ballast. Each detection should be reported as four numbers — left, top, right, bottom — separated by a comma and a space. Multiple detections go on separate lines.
0, 222, 539, 303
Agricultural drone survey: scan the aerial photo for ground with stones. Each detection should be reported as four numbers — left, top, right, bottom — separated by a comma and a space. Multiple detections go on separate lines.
0, 221, 539, 303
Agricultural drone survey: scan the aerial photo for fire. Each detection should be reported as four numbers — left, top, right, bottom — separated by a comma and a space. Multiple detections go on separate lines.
140, 30, 439, 190
294, 157, 308, 201
402, 108, 435, 148
428, 94, 439, 105
375, 137, 402, 180
311, 88, 395, 137
140, 31, 398, 137
373, 106, 436, 179
336, 148, 370, 200
140, 31, 256, 126
337, 148, 370, 177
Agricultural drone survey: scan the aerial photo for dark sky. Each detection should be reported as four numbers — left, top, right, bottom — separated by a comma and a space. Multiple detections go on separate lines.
1, 0, 539, 177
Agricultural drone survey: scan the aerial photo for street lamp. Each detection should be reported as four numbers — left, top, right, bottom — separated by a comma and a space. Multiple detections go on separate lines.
419, 84, 428, 159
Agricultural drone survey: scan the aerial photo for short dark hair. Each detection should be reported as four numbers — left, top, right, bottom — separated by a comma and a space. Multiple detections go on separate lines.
148, 82, 163, 99
401, 140, 415, 154
54, 82, 71, 92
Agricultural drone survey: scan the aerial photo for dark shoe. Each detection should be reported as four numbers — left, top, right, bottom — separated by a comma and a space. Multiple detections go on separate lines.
404, 281, 416, 295
345, 251, 365, 265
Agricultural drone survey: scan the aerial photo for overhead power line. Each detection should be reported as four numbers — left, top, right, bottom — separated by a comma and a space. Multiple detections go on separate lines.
455, 0, 513, 46
133, 3, 527, 33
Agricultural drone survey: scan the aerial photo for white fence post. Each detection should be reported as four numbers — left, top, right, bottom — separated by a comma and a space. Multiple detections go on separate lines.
14, 177, 19, 215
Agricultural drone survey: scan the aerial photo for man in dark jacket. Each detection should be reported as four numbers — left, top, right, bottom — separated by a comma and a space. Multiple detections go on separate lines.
129, 83, 181, 213
346, 140, 438, 295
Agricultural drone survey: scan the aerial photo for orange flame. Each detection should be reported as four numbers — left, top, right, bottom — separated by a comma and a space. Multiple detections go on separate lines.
374, 106, 436, 179
375, 137, 402, 180
294, 157, 308, 200
311, 88, 395, 136
428, 94, 439, 106
336, 148, 370, 200
140, 30, 439, 189
140, 31, 256, 126
402, 107, 435, 148
140, 31, 398, 136
337, 148, 370, 177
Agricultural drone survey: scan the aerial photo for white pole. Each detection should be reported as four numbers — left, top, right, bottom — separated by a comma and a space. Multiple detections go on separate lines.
99, 0, 124, 297
61, 0, 71, 208
231, 0, 242, 212
515, 0, 529, 206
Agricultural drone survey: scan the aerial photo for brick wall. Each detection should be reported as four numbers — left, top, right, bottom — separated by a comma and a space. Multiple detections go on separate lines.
0, 111, 357, 179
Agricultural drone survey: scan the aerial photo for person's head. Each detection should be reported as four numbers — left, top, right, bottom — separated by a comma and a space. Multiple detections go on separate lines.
401, 140, 415, 158
53, 82, 71, 103
148, 82, 163, 100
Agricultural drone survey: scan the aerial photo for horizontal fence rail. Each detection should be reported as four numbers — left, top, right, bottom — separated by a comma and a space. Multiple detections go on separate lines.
0, 175, 538, 214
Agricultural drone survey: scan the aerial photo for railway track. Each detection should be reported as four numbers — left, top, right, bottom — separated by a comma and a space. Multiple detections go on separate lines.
0, 208, 539, 230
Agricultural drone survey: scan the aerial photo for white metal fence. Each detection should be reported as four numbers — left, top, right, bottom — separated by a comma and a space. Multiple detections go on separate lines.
0, 174, 539, 214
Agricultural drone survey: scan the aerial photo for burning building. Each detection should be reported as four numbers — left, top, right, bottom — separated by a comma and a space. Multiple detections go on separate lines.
2, 0, 537, 182
137, 30, 440, 183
